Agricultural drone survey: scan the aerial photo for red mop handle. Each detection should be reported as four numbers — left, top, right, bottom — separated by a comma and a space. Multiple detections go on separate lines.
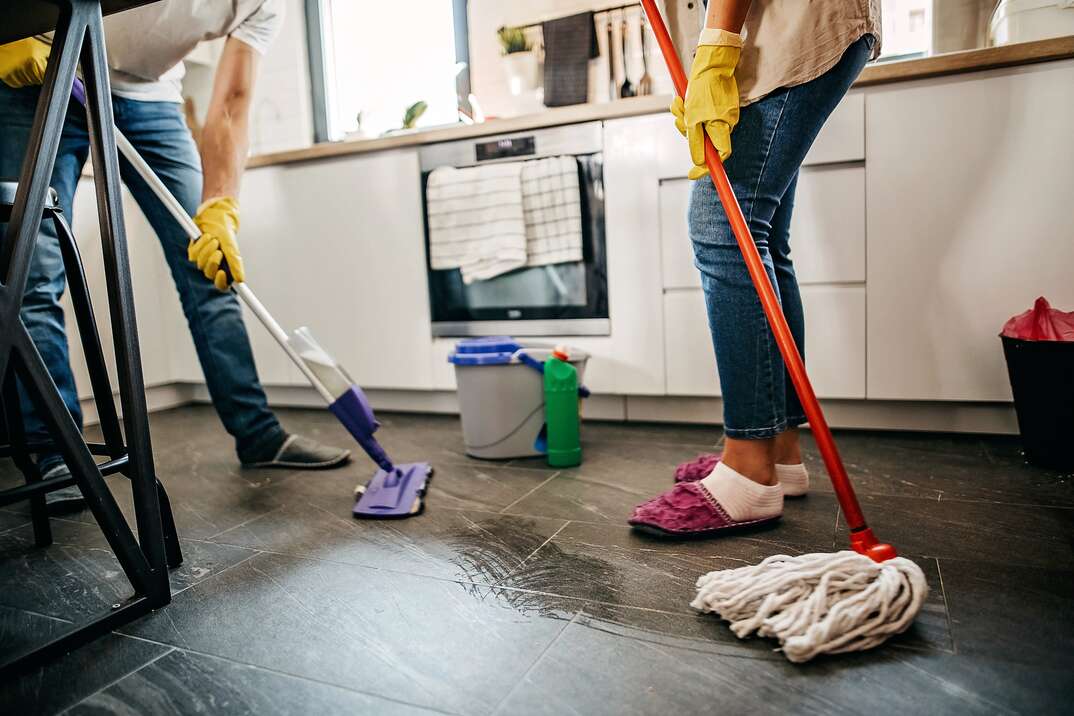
639, 0, 895, 562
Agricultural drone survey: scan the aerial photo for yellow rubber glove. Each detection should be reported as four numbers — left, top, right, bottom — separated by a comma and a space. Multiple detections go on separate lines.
670, 29, 743, 180
190, 196, 245, 292
0, 38, 51, 88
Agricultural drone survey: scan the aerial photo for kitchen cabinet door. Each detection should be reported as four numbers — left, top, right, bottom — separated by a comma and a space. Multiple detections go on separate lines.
659, 166, 865, 290
67, 179, 173, 399
866, 61, 1074, 401
663, 285, 865, 400
237, 148, 434, 391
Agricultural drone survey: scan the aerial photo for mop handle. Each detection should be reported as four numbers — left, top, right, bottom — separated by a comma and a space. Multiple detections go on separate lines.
109, 126, 335, 404
638, 2, 875, 539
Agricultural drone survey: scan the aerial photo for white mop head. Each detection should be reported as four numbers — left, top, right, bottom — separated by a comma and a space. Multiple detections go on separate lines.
691, 551, 928, 663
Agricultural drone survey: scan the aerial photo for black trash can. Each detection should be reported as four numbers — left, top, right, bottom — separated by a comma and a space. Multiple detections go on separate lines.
1001, 336, 1074, 471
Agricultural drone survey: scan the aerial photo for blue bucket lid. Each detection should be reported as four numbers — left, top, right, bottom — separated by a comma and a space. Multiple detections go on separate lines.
448, 336, 522, 366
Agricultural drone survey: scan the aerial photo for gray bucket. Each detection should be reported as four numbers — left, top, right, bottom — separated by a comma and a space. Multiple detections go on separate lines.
449, 339, 588, 460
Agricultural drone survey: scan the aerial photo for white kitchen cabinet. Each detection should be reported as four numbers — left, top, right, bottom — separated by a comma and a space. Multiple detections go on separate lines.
236, 148, 434, 391
67, 179, 174, 398
802, 91, 864, 167
658, 178, 696, 290
865, 61, 1074, 401
659, 166, 865, 290
663, 284, 865, 399
789, 165, 865, 284
664, 289, 719, 395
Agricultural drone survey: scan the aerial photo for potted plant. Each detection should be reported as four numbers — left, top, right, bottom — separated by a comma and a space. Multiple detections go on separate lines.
498, 25, 538, 97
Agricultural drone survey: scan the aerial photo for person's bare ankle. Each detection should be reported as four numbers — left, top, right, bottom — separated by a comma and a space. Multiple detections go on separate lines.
721, 437, 778, 486
774, 428, 802, 466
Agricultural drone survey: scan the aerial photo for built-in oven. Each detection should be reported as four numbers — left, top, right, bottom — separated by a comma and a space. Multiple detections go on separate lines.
419, 123, 609, 337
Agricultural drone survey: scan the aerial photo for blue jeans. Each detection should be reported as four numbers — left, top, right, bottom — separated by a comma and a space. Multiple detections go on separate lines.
0, 85, 284, 465
689, 36, 873, 440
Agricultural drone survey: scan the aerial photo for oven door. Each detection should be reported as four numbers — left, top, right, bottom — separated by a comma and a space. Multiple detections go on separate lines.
425, 152, 609, 337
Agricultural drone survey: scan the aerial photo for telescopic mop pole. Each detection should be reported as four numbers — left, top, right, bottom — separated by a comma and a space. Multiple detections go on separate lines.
638, 0, 894, 562
110, 130, 336, 405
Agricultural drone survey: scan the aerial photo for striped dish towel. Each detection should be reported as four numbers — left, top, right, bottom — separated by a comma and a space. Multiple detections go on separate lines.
521, 156, 584, 267
426, 162, 527, 284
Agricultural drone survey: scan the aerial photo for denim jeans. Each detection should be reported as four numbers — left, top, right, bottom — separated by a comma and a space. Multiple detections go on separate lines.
0, 85, 284, 465
689, 36, 873, 440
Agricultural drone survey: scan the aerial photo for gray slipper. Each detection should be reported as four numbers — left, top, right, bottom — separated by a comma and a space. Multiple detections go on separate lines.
242, 434, 351, 470
41, 464, 86, 516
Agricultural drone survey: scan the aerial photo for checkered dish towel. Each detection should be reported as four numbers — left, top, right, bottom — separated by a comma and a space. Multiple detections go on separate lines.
426, 162, 527, 284
521, 156, 584, 267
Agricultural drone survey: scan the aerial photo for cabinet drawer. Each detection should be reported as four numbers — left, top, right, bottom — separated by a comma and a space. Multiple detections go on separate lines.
790, 166, 865, 284
663, 285, 865, 400
659, 178, 698, 289
659, 166, 865, 289
803, 91, 865, 166
664, 290, 720, 396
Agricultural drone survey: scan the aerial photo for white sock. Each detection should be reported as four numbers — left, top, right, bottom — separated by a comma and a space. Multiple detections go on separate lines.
775, 463, 809, 497
699, 462, 783, 522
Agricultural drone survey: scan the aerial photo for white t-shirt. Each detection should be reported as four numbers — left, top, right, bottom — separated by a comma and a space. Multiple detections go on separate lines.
103, 0, 283, 102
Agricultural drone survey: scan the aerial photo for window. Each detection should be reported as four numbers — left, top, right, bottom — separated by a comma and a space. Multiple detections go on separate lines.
306, 0, 470, 142
878, 0, 933, 61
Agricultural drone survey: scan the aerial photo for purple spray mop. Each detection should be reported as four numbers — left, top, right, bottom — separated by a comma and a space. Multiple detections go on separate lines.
72, 79, 432, 518
331, 385, 432, 518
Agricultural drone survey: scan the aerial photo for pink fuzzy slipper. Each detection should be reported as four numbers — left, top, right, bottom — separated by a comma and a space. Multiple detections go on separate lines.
628, 481, 781, 538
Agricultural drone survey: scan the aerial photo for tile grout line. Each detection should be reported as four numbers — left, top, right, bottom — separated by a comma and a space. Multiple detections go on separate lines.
497, 471, 562, 514
203, 505, 289, 542
934, 557, 958, 656
489, 609, 583, 716
57, 645, 177, 715
516, 520, 572, 568
111, 635, 459, 715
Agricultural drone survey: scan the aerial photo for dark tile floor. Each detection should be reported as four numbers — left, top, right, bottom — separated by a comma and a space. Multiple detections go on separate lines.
1, 406, 1071, 715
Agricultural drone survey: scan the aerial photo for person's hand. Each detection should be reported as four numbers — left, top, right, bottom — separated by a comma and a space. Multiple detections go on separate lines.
0, 38, 51, 88
670, 29, 742, 180
190, 196, 245, 291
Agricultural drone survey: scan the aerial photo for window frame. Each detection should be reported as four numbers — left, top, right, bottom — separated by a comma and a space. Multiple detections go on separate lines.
304, 0, 471, 144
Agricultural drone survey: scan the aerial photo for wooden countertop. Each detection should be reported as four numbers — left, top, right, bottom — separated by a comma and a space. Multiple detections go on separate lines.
247, 35, 1074, 170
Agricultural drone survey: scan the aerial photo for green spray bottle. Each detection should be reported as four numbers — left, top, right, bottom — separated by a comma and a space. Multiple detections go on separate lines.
544, 346, 582, 467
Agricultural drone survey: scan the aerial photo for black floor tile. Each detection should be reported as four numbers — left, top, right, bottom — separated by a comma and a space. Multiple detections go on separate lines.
0, 606, 170, 716
837, 493, 1074, 568
214, 500, 565, 584
66, 648, 443, 715
804, 430, 1074, 506
0, 519, 255, 621
119, 551, 576, 715
494, 612, 1059, 716
939, 558, 1074, 664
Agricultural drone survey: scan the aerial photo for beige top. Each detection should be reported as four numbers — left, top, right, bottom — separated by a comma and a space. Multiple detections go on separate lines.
676, 0, 883, 105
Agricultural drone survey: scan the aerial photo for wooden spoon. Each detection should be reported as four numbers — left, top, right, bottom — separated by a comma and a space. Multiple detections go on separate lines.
638, 17, 653, 96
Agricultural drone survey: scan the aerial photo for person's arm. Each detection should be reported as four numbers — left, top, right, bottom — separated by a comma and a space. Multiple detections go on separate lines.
199, 36, 259, 202
705, 0, 753, 33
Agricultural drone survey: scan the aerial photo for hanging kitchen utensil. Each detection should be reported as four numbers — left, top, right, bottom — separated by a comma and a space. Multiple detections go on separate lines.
638, 15, 654, 96
620, 19, 636, 98
607, 21, 618, 99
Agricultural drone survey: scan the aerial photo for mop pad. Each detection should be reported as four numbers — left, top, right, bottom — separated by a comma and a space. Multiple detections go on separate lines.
691, 552, 927, 662
637, 0, 929, 663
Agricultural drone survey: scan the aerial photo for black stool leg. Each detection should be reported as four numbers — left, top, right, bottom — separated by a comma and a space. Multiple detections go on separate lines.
1, 371, 51, 547
53, 189, 182, 572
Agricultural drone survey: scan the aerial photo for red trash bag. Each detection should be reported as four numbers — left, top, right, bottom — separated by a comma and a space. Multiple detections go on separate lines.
1000, 297, 1074, 471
